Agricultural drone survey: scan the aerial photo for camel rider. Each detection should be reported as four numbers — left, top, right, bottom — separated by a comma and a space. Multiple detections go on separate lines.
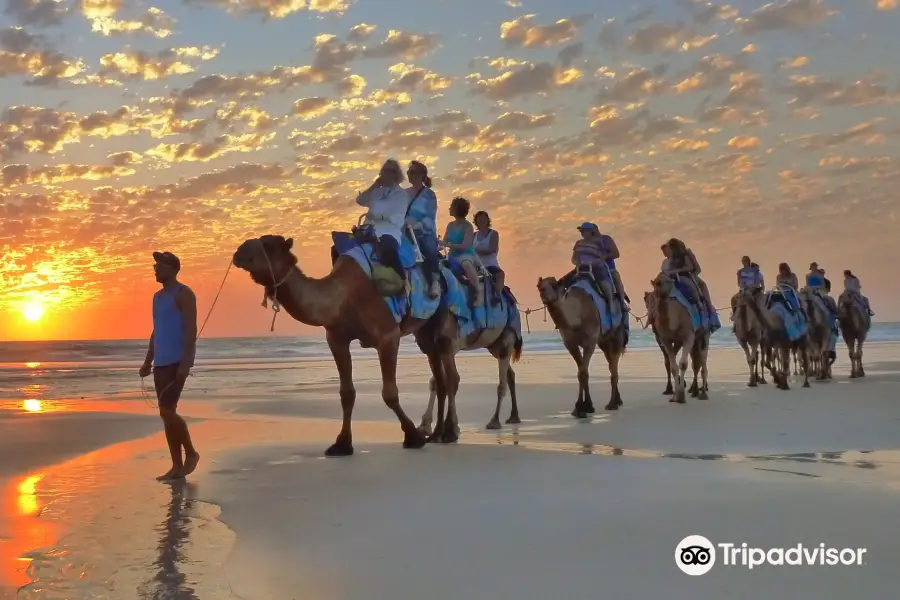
356, 159, 409, 282
558, 223, 612, 302
806, 262, 838, 315
776, 262, 804, 315
751, 262, 764, 289
841, 270, 874, 316
595, 226, 631, 311
665, 238, 714, 316
732, 256, 762, 315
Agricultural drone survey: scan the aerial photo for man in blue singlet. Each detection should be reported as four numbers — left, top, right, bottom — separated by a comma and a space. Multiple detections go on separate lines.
139, 251, 200, 481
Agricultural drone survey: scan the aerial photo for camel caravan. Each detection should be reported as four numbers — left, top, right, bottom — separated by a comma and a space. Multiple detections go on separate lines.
230, 158, 875, 456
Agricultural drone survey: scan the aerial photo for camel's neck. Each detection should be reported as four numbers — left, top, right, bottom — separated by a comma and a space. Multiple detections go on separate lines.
745, 295, 779, 332
272, 266, 345, 328
545, 293, 578, 331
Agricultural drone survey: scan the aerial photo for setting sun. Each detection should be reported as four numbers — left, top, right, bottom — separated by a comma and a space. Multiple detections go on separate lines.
22, 302, 44, 323
23, 399, 43, 413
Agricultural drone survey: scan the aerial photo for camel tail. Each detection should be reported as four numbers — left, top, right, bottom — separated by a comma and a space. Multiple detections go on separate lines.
512, 334, 523, 363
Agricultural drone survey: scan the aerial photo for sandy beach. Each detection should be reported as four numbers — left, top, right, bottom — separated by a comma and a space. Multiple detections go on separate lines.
3, 342, 900, 599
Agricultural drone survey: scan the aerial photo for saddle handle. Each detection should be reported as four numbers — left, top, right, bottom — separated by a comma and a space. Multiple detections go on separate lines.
406, 225, 425, 264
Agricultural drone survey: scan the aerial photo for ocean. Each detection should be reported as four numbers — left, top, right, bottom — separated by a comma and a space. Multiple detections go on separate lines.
2, 323, 899, 404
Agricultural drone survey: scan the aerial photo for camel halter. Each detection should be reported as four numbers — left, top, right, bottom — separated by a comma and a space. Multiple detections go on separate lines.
257, 238, 294, 332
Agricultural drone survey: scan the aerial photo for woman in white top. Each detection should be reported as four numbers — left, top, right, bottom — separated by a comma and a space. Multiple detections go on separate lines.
355, 159, 409, 280
473, 211, 504, 304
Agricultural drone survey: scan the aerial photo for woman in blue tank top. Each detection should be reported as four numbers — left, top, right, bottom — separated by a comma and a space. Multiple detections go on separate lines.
440, 197, 482, 306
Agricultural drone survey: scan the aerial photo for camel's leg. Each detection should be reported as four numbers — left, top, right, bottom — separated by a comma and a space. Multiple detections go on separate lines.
698, 338, 710, 400
325, 333, 356, 457
580, 342, 597, 414
604, 346, 623, 410
424, 354, 446, 442
418, 376, 437, 436
486, 354, 510, 430
660, 342, 673, 395
376, 338, 427, 449
777, 346, 791, 390
565, 342, 587, 417
688, 353, 700, 398
438, 350, 461, 443
857, 338, 866, 377
505, 366, 521, 424
846, 336, 857, 379
800, 345, 811, 388
674, 337, 692, 403
741, 340, 756, 387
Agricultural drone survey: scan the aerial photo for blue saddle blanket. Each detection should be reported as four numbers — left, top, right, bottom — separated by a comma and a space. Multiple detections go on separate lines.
670, 284, 721, 333
769, 301, 808, 342
568, 279, 628, 334
442, 268, 522, 340
340, 243, 440, 324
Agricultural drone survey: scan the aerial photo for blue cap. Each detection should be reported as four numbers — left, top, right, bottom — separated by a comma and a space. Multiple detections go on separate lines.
577, 222, 598, 231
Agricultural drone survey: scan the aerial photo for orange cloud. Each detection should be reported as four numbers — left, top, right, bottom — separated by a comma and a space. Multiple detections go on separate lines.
185, 0, 350, 18
99, 46, 219, 80
500, 14, 592, 48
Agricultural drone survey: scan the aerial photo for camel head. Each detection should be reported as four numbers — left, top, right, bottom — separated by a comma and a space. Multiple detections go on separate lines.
233, 235, 298, 287
651, 273, 676, 297
643, 290, 656, 312
740, 284, 763, 305
537, 277, 561, 304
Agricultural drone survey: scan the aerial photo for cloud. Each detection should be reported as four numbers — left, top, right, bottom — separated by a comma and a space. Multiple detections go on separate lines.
797, 121, 882, 150
876, 0, 898, 9
4, 0, 70, 27
0, 25, 86, 85
471, 61, 581, 101
146, 132, 275, 162
727, 135, 760, 149
347, 23, 376, 41
82, 2, 176, 38
362, 29, 439, 61
598, 66, 668, 103
99, 46, 219, 80
2, 162, 136, 186
626, 22, 718, 54
387, 62, 452, 93
184, 0, 351, 19
500, 14, 592, 48
777, 56, 810, 69
736, 0, 836, 34
780, 73, 895, 108
292, 97, 336, 119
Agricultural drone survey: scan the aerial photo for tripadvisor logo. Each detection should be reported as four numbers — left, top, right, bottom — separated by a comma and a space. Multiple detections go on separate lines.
675, 535, 867, 575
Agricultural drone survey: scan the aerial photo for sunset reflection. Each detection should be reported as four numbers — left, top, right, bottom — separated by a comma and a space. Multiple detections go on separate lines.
23, 399, 43, 413
17, 474, 43, 517
1, 473, 57, 590
24, 362, 41, 369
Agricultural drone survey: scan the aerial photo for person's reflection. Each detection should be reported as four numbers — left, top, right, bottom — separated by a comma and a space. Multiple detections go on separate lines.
142, 480, 199, 600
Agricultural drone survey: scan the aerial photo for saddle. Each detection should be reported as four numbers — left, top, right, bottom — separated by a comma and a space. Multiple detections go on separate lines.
574, 263, 615, 306
443, 255, 511, 307
331, 224, 417, 297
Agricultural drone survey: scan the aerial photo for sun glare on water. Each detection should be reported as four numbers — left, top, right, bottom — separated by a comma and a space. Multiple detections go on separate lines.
23, 302, 44, 323
23, 399, 43, 413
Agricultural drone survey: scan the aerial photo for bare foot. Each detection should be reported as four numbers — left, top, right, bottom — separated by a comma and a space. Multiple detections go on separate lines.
165, 468, 186, 481
156, 468, 177, 481
184, 452, 200, 475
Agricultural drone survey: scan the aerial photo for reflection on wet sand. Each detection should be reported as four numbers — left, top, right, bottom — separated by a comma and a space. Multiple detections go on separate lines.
0, 472, 58, 591
137, 480, 199, 600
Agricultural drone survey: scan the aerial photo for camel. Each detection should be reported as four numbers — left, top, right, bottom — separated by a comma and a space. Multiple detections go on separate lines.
644, 292, 674, 395
730, 291, 767, 387
537, 276, 626, 416
741, 286, 810, 390
231, 235, 521, 454
837, 293, 870, 379
799, 288, 833, 381
415, 288, 524, 442
645, 275, 709, 404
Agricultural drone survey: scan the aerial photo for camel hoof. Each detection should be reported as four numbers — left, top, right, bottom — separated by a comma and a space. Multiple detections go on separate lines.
571, 407, 583, 417
604, 402, 619, 411
485, 419, 501, 430
699, 391, 709, 400
573, 411, 588, 419
803, 381, 810, 388
748, 381, 757, 388
325, 442, 354, 457
669, 396, 677, 403
584, 404, 596, 414
663, 386, 673, 395
505, 415, 522, 425
417, 424, 433, 437
690, 389, 699, 398
403, 430, 427, 449
440, 430, 459, 444
849, 373, 857, 379
426, 429, 443, 444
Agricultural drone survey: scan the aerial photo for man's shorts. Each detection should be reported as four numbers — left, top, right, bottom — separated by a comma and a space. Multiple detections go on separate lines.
153, 362, 186, 409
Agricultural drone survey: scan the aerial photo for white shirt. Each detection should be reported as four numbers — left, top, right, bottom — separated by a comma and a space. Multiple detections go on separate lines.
357, 184, 410, 242
473, 229, 499, 268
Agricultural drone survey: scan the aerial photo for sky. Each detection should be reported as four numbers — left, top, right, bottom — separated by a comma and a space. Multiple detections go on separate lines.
1, 0, 899, 341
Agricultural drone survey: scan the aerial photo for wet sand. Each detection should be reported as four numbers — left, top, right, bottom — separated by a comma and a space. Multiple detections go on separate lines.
3, 343, 900, 598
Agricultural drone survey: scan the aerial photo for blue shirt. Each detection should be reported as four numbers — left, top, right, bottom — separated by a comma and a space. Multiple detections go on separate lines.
738, 267, 761, 287
152, 284, 185, 367
405, 186, 438, 237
